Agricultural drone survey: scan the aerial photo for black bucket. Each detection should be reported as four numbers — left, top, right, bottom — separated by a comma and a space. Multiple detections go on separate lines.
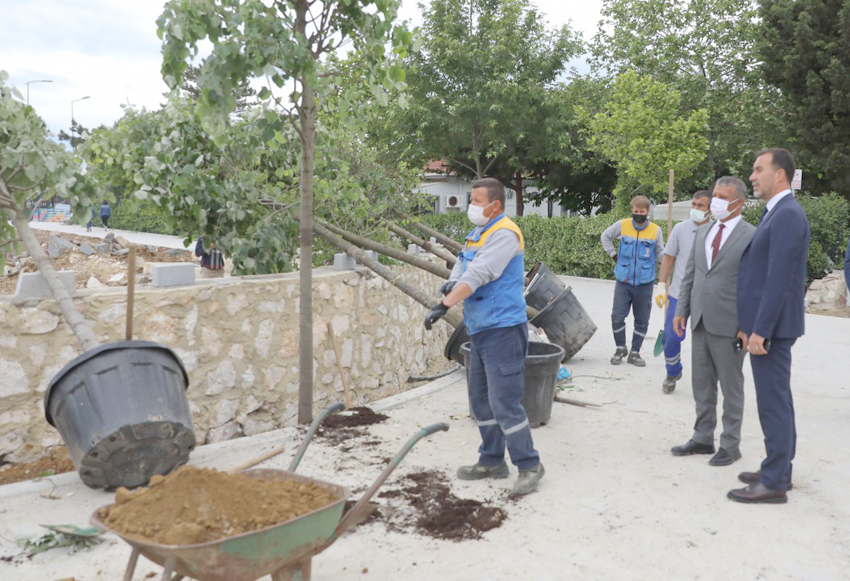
460, 341, 565, 428
530, 287, 597, 362
44, 340, 195, 490
444, 323, 470, 365
524, 262, 566, 311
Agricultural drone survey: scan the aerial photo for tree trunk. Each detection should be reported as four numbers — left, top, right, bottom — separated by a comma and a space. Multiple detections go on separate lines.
295, 0, 315, 424
515, 170, 524, 217
314, 222, 462, 328
319, 220, 451, 279
384, 220, 457, 266
3, 202, 99, 351
392, 209, 463, 253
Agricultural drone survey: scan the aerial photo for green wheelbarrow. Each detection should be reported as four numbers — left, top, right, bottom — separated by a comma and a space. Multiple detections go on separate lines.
91, 403, 449, 581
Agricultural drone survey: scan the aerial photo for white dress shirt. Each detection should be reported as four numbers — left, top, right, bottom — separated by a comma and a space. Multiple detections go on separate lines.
765, 188, 794, 214
704, 214, 743, 268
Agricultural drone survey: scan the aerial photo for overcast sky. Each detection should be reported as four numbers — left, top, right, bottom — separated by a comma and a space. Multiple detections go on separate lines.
2, 0, 603, 137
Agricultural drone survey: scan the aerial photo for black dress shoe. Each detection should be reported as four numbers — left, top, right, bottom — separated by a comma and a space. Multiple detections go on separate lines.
727, 482, 787, 504
738, 470, 793, 490
709, 448, 741, 466
671, 439, 715, 456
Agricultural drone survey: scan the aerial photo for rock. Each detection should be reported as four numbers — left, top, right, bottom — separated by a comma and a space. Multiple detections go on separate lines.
206, 422, 243, 444
166, 248, 188, 257
137, 275, 152, 285
145, 245, 158, 253
0, 359, 29, 397
86, 275, 107, 289
48, 235, 78, 258
113, 248, 130, 256
79, 243, 95, 256
104, 233, 115, 242
135, 257, 146, 271
94, 243, 111, 254
108, 273, 129, 286
0, 429, 26, 457
114, 235, 132, 248
19, 308, 60, 334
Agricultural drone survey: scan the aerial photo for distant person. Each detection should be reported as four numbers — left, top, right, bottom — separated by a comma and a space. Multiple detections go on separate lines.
601, 195, 665, 367
99, 200, 111, 230
86, 207, 95, 232
729, 148, 810, 504
195, 236, 225, 278
671, 177, 755, 468
655, 190, 712, 393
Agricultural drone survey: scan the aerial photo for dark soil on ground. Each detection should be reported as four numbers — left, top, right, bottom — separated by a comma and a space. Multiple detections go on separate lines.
380, 470, 507, 541
317, 407, 389, 450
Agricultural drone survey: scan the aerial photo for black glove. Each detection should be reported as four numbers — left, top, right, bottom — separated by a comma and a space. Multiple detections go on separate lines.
424, 301, 449, 330
439, 280, 456, 296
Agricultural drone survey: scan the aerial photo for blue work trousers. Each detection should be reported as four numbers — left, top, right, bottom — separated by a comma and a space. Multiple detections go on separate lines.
751, 338, 797, 491
612, 281, 653, 352
662, 296, 685, 377
467, 324, 540, 471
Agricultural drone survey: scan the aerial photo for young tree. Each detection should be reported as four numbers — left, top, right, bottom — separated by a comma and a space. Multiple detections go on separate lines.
592, 0, 791, 183
0, 72, 99, 350
174, 64, 257, 114
399, 0, 581, 214
581, 70, 709, 208
157, 0, 411, 422
759, 0, 850, 194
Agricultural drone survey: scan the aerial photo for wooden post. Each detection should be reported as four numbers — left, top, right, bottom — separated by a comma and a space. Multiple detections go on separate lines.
327, 322, 353, 408
125, 245, 136, 341
667, 169, 675, 234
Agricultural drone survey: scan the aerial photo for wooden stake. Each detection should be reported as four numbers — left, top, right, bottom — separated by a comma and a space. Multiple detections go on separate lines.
327, 321, 353, 408
125, 245, 136, 341
554, 395, 603, 409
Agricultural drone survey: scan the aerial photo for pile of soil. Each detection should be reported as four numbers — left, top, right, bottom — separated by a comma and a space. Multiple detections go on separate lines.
380, 471, 506, 541
318, 407, 388, 450
0, 447, 75, 485
100, 466, 340, 545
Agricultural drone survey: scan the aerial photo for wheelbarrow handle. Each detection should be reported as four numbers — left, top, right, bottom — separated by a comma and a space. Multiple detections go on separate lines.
324, 421, 450, 547
287, 402, 346, 473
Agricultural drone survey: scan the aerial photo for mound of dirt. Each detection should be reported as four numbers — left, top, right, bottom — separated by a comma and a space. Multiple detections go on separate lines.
100, 466, 341, 545
380, 470, 507, 541
0, 447, 75, 485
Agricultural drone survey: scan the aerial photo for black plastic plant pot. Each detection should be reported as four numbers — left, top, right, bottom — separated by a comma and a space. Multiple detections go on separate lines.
524, 262, 566, 311
460, 341, 565, 428
444, 323, 470, 365
530, 287, 598, 362
44, 340, 195, 490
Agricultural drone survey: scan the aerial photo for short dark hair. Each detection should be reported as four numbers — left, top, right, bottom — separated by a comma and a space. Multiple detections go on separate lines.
471, 178, 506, 210
712, 176, 748, 199
692, 189, 711, 203
757, 148, 796, 185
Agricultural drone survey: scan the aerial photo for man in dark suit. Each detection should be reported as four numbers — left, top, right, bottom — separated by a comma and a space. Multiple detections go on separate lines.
729, 148, 810, 504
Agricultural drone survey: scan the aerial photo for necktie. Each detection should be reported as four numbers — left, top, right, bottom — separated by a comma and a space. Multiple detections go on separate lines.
711, 224, 725, 266
759, 208, 768, 223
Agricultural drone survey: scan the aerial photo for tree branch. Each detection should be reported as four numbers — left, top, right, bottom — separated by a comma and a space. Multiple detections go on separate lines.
447, 158, 478, 176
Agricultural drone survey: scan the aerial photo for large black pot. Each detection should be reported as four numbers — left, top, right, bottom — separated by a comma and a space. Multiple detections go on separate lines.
530, 287, 597, 362
44, 340, 195, 490
444, 323, 471, 365
460, 341, 565, 428
524, 262, 566, 311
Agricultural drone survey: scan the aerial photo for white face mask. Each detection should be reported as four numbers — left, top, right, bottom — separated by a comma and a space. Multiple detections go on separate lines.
710, 197, 737, 221
467, 201, 495, 226
690, 208, 709, 222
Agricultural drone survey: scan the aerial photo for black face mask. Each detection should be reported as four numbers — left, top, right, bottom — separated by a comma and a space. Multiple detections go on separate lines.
632, 213, 648, 225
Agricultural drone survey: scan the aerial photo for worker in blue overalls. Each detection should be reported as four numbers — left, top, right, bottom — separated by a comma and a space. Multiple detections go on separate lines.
424, 177, 543, 496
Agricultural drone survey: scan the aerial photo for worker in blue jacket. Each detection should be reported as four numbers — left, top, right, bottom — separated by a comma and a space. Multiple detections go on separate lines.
424, 177, 543, 496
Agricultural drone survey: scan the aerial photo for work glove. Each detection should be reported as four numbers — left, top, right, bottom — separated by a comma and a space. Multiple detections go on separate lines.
654, 282, 668, 308
424, 302, 449, 330
612, 253, 618, 263
439, 280, 456, 296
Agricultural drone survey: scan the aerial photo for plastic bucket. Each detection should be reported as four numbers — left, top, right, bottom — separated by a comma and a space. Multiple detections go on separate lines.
530, 287, 597, 362
444, 323, 470, 365
460, 341, 565, 428
524, 262, 566, 311
44, 340, 195, 490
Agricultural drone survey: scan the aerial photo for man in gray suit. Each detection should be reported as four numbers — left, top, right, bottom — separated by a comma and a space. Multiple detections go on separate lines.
670, 176, 756, 466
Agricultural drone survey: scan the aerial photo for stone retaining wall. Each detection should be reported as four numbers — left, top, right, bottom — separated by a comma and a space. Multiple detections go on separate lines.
0, 265, 452, 463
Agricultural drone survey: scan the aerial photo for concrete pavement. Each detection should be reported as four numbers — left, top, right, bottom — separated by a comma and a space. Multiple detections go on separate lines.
29, 221, 191, 251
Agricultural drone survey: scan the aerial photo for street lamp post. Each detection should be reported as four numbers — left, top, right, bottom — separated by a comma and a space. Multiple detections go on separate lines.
70, 96, 91, 138
25, 79, 53, 105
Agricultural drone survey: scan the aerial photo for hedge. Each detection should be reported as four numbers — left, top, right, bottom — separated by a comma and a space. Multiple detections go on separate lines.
109, 198, 179, 236
420, 193, 850, 283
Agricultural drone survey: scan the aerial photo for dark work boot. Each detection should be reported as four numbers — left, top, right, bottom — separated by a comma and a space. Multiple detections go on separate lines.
610, 346, 628, 365
627, 351, 646, 367
662, 374, 682, 394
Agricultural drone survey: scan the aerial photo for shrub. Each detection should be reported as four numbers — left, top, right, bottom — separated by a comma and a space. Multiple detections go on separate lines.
109, 198, 178, 236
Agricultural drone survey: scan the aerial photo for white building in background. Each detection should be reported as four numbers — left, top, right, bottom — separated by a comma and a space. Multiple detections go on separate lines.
417, 161, 571, 218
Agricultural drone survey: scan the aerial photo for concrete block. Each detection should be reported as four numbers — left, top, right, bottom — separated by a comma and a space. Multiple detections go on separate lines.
407, 243, 420, 255
333, 253, 357, 271
152, 263, 196, 288
48, 235, 77, 258
14, 270, 76, 299
364, 250, 379, 262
